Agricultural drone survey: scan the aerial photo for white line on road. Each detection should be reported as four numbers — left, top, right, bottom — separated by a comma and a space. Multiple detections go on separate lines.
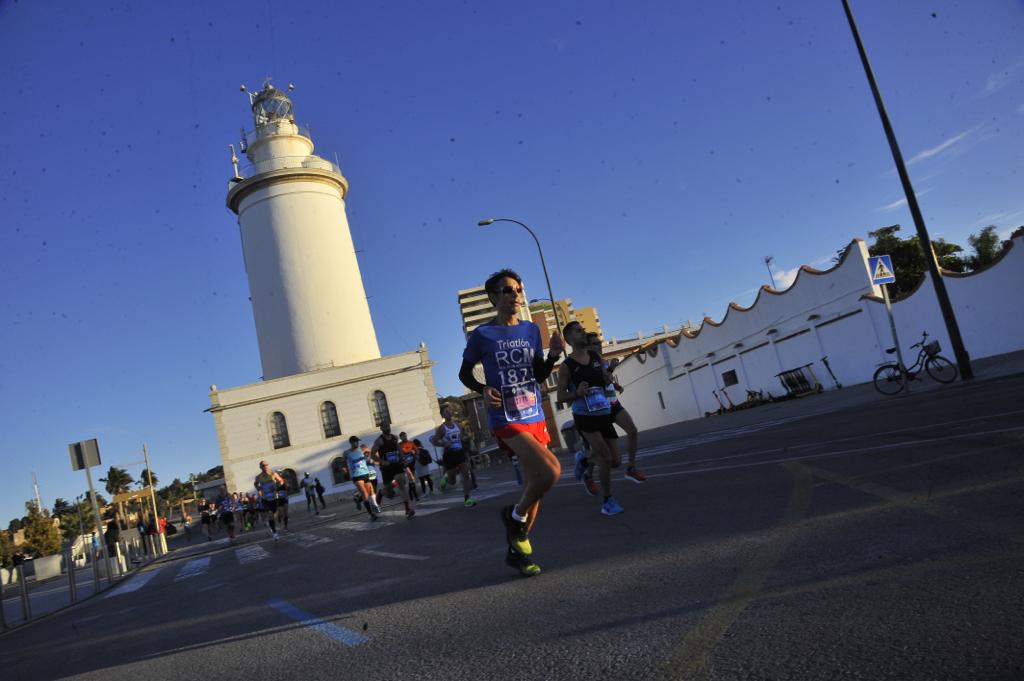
278, 532, 333, 548
357, 549, 429, 561
235, 544, 271, 564
643, 425, 1024, 480
104, 567, 164, 598
174, 557, 211, 582
329, 520, 393, 531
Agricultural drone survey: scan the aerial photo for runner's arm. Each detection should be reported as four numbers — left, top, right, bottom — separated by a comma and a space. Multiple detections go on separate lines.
459, 359, 502, 407
458, 359, 486, 394
532, 351, 560, 382
429, 424, 446, 447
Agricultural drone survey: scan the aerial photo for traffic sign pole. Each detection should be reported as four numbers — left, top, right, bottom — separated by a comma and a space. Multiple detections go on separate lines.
881, 283, 909, 394
84, 465, 114, 586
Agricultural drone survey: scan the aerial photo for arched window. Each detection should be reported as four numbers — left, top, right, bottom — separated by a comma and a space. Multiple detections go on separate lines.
279, 468, 299, 494
330, 457, 350, 485
269, 411, 290, 449
320, 401, 341, 439
369, 390, 390, 428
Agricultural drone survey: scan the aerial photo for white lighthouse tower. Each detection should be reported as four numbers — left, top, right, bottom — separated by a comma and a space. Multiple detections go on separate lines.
210, 81, 441, 498
227, 82, 380, 380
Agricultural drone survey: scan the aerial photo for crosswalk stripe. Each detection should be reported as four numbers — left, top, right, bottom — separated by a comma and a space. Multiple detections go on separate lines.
174, 557, 211, 582
235, 545, 271, 565
104, 567, 164, 598
278, 532, 333, 548
329, 520, 392, 531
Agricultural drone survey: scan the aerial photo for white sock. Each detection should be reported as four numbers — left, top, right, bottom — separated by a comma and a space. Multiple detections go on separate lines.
511, 506, 527, 523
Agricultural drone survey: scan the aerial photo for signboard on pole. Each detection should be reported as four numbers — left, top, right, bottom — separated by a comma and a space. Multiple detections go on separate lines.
869, 255, 897, 285
68, 439, 101, 471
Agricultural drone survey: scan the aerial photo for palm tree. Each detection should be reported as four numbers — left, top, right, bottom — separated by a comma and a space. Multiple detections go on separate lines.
99, 466, 133, 497
51, 498, 72, 517
139, 469, 159, 489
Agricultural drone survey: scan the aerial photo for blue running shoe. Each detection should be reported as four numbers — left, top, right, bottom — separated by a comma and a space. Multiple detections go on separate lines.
573, 451, 588, 482
601, 496, 625, 516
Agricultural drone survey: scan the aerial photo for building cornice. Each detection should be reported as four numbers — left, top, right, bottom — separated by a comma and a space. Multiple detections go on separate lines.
227, 167, 349, 214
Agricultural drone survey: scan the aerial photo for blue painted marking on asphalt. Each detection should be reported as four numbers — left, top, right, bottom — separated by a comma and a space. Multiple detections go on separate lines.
266, 598, 369, 646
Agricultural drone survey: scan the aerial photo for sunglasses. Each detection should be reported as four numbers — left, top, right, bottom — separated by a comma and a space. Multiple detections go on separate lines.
498, 285, 523, 295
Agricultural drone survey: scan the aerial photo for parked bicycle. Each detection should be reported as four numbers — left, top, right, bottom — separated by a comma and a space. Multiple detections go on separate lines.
872, 331, 958, 395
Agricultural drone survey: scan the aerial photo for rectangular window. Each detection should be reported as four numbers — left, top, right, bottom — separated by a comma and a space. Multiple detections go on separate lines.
722, 370, 739, 387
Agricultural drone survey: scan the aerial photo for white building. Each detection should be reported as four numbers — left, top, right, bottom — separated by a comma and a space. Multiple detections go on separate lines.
209, 82, 441, 495
572, 234, 1024, 433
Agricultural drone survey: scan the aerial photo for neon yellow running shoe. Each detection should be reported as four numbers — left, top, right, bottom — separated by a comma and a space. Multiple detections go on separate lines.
505, 548, 541, 577
501, 505, 532, 556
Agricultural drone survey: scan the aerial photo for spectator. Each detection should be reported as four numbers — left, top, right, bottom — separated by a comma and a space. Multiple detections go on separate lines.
301, 473, 320, 515
183, 514, 193, 542
104, 516, 120, 558
314, 477, 327, 508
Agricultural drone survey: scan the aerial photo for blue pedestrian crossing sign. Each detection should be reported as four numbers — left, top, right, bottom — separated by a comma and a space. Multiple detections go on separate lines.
869, 254, 896, 285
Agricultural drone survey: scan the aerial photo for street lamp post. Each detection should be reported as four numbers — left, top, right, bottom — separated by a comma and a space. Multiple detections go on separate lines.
477, 218, 563, 331
841, 0, 972, 381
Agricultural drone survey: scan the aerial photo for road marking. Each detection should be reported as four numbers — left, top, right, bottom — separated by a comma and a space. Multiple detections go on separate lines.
104, 567, 164, 598
197, 582, 224, 592
235, 544, 271, 564
174, 557, 211, 582
329, 520, 393, 531
806, 464, 1024, 545
266, 598, 369, 647
278, 532, 333, 548
357, 549, 429, 561
642, 425, 1024, 481
661, 462, 811, 680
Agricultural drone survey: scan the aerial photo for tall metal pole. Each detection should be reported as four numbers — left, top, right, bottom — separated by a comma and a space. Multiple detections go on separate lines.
764, 256, 777, 289
83, 465, 113, 586
143, 444, 166, 555
841, 0, 972, 380
478, 218, 563, 331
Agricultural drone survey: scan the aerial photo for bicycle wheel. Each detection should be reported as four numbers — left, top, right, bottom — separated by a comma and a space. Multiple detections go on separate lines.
926, 356, 958, 383
873, 364, 906, 395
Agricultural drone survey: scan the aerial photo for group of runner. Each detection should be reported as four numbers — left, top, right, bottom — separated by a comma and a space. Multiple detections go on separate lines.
206, 267, 642, 579
459, 268, 645, 577
206, 462, 289, 543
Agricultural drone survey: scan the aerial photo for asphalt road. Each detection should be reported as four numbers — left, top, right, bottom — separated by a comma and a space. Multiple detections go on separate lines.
2, 375, 1022, 681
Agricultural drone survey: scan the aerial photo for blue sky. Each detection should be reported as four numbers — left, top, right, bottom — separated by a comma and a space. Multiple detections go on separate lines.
1, 1, 1022, 526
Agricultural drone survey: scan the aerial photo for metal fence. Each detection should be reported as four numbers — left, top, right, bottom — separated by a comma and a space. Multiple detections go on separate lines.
1, 534, 165, 631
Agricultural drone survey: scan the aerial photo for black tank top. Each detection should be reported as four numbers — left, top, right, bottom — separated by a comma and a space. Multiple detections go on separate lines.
564, 353, 606, 391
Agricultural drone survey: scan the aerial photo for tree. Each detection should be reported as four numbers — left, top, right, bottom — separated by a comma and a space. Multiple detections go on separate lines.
866, 224, 966, 300
139, 469, 159, 489
52, 498, 72, 518
99, 466, 134, 497
8, 518, 24, 534
966, 225, 1002, 269
0, 530, 14, 572
21, 501, 62, 558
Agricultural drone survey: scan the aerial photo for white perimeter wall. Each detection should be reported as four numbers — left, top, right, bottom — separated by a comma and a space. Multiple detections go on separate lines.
211, 348, 440, 495
590, 235, 1024, 434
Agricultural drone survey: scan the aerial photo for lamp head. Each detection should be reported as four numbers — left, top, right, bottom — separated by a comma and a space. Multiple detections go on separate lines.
478, 218, 495, 226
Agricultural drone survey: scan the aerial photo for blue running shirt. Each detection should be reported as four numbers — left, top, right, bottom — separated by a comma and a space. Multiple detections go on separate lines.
463, 320, 545, 429
345, 448, 370, 478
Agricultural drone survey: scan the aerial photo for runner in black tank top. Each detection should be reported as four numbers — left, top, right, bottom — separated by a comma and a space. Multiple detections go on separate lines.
587, 332, 646, 483
371, 423, 415, 519
557, 321, 625, 516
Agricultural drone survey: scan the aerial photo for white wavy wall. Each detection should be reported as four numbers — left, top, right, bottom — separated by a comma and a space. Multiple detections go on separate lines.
601, 235, 1024, 433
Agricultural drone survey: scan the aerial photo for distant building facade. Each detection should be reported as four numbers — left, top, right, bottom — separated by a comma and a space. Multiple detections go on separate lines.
574, 306, 603, 340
